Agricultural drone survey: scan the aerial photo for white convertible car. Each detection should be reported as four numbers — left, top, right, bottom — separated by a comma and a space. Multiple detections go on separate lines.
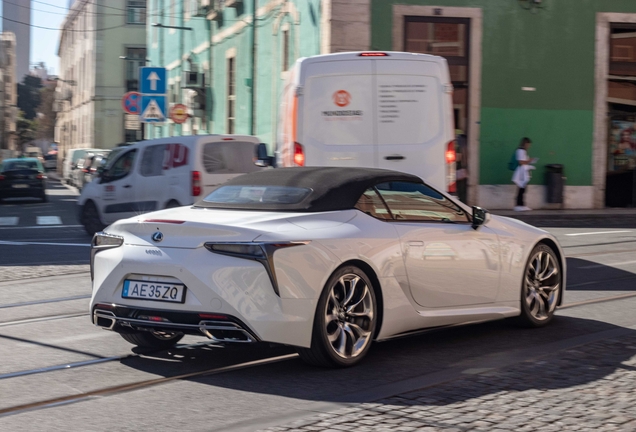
91, 167, 565, 367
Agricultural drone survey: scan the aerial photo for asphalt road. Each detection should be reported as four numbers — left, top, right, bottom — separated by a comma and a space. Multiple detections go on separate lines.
1, 175, 636, 431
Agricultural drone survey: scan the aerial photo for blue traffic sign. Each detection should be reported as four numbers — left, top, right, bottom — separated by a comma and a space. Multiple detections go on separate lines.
140, 67, 167, 95
140, 95, 167, 123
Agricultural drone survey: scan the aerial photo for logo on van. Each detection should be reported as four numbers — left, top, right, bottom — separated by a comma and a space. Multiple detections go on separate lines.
333, 90, 351, 107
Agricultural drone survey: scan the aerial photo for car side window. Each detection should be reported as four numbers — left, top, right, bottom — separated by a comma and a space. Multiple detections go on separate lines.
355, 188, 392, 220
104, 150, 137, 182
375, 181, 469, 223
140, 144, 167, 177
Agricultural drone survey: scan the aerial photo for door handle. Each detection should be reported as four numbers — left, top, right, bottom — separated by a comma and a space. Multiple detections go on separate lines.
123, 185, 132, 188
408, 240, 424, 246
384, 155, 405, 161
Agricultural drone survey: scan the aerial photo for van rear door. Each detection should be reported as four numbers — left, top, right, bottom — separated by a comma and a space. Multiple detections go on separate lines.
374, 58, 449, 191
301, 60, 376, 168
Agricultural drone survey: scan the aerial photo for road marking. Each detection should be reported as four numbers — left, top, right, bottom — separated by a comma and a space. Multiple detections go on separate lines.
0, 217, 18, 226
0, 240, 90, 247
0, 294, 91, 309
565, 230, 633, 237
0, 313, 88, 328
36, 216, 62, 225
0, 224, 83, 230
560, 292, 636, 309
578, 260, 636, 270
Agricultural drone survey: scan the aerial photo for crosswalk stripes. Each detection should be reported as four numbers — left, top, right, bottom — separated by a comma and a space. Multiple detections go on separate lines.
0, 216, 63, 226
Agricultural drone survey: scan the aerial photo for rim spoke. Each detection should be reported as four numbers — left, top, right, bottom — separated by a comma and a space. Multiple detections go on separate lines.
328, 325, 342, 343
342, 276, 359, 307
335, 326, 347, 355
540, 267, 558, 282
329, 289, 341, 309
536, 295, 547, 317
346, 322, 370, 338
325, 313, 339, 325
346, 285, 369, 313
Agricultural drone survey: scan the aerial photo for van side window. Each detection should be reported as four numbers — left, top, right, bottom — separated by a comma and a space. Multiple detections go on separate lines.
105, 150, 137, 182
375, 181, 468, 223
140, 144, 167, 177
202, 142, 258, 174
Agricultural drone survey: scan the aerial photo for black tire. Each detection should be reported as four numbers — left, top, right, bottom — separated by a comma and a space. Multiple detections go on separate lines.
165, 200, 180, 209
515, 244, 562, 328
297, 265, 377, 368
120, 331, 184, 349
82, 201, 105, 235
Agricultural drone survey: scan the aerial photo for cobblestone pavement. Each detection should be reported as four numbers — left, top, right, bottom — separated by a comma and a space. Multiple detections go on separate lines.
0, 264, 89, 281
261, 334, 636, 431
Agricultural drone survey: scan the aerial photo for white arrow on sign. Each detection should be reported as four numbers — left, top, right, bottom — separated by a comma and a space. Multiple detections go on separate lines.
142, 99, 164, 120
147, 71, 160, 91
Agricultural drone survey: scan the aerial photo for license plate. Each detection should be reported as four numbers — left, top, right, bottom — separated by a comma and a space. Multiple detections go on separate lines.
122, 280, 186, 303
12, 184, 28, 189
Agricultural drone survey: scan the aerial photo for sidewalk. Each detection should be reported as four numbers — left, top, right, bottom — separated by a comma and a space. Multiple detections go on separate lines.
260, 332, 636, 432
489, 208, 636, 227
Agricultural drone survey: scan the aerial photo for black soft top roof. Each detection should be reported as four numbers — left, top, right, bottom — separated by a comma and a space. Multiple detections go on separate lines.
196, 167, 422, 212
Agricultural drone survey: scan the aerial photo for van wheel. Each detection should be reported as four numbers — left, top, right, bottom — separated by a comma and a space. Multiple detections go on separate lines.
82, 201, 105, 235
165, 200, 180, 209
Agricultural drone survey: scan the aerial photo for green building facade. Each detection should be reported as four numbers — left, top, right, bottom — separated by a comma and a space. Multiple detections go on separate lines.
147, 1, 636, 209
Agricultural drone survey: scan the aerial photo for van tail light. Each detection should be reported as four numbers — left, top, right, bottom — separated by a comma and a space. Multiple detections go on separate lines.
294, 142, 305, 166
191, 171, 201, 197
446, 140, 457, 194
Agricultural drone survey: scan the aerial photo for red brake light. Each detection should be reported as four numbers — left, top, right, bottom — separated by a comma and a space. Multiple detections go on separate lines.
143, 219, 186, 224
36, 173, 45, 179
198, 313, 228, 320
446, 141, 456, 164
0, 174, 4, 181
294, 142, 305, 166
359, 52, 389, 57
221, 137, 234, 141
191, 170, 201, 196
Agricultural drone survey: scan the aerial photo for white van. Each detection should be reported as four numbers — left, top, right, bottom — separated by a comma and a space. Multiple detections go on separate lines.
257, 51, 456, 193
78, 135, 261, 235
62, 148, 93, 185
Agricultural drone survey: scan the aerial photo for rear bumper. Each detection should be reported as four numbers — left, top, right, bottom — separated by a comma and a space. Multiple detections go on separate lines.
0, 184, 45, 198
93, 304, 260, 343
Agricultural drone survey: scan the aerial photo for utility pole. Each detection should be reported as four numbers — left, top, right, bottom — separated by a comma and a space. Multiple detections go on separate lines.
250, 0, 257, 136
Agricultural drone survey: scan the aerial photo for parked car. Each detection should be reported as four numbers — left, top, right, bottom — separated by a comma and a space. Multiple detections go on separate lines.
257, 51, 457, 194
90, 167, 565, 368
78, 135, 262, 235
0, 157, 47, 202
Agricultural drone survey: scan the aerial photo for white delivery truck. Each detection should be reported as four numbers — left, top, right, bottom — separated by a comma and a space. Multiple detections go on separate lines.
257, 51, 456, 193
78, 135, 261, 235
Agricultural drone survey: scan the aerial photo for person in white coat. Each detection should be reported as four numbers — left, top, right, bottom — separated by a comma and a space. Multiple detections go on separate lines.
512, 137, 536, 211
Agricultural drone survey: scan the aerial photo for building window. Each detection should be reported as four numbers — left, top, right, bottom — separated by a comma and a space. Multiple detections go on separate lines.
127, 0, 147, 25
282, 29, 289, 71
125, 47, 146, 92
227, 56, 236, 134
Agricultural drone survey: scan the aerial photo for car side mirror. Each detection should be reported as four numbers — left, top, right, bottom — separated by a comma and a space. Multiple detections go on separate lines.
255, 143, 275, 167
472, 206, 487, 230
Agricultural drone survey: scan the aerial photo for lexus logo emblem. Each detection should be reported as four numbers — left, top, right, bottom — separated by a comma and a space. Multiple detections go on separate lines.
151, 231, 164, 243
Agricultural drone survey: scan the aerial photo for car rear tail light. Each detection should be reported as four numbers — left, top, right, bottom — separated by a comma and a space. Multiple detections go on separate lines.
446, 140, 457, 194
221, 137, 234, 141
191, 170, 201, 196
94, 303, 115, 310
199, 313, 228, 320
36, 173, 45, 179
143, 219, 185, 224
359, 52, 389, 56
294, 142, 305, 166
0, 174, 4, 180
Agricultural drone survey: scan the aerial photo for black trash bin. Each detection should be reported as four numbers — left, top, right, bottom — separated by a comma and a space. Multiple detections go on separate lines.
545, 164, 564, 204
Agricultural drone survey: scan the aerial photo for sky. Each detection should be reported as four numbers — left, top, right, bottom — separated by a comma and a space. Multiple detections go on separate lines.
30, 0, 69, 75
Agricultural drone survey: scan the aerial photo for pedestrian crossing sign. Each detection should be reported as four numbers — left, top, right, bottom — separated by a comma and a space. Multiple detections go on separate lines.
141, 95, 167, 123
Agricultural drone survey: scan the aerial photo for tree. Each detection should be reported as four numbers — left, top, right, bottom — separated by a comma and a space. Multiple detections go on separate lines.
16, 114, 37, 150
17, 75, 43, 120
36, 85, 57, 140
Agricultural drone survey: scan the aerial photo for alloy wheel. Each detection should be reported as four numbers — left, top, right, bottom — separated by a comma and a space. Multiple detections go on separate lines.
324, 273, 375, 359
524, 250, 560, 321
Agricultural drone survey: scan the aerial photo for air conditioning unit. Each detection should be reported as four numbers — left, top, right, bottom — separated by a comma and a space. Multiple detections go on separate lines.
182, 71, 204, 88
